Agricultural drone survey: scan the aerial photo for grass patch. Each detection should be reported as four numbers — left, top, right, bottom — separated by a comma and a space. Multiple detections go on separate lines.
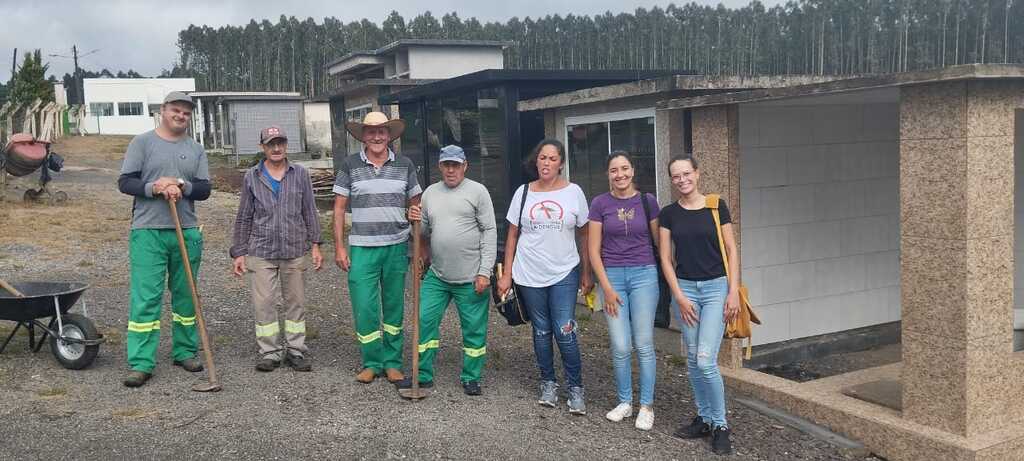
577, 311, 592, 323
666, 354, 687, 367
77, 260, 94, 267
214, 335, 231, 346
36, 387, 67, 398
306, 326, 320, 340
112, 408, 157, 419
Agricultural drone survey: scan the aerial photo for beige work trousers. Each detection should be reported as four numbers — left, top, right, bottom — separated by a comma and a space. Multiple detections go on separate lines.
247, 255, 309, 360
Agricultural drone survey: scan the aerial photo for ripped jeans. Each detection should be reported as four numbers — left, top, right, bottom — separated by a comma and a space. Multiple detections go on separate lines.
517, 267, 582, 388
672, 276, 729, 428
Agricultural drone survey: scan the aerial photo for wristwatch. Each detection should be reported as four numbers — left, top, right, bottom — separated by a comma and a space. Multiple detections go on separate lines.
177, 178, 185, 187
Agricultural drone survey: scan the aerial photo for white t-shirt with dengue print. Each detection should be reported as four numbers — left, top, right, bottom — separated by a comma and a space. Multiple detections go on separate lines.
505, 183, 589, 287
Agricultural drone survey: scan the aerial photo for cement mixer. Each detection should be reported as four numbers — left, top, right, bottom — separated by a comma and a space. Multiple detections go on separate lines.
1, 133, 66, 204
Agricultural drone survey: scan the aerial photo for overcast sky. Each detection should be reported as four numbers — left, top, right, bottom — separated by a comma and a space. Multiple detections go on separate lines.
2, 0, 779, 82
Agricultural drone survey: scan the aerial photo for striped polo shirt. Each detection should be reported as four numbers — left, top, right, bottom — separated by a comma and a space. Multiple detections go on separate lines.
333, 149, 421, 247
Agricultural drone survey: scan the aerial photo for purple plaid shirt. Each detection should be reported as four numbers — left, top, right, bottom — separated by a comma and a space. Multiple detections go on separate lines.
230, 161, 321, 259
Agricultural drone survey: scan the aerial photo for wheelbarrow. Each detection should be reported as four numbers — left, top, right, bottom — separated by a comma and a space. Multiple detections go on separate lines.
0, 281, 104, 369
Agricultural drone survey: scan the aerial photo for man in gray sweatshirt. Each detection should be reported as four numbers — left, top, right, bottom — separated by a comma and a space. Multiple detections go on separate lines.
405, 145, 496, 396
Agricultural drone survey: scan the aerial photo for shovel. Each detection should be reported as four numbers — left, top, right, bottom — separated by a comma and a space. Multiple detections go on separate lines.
398, 220, 428, 401
168, 199, 222, 393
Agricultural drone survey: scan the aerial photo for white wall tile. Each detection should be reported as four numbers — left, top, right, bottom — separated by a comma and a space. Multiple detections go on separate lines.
740, 187, 762, 229
787, 145, 827, 185
788, 220, 841, 262
762, 261, 816, 305
813, 257, 847, 298
741, 146, 788, 188
843, 180, 868, 219
841, 215, 890, 255
739, 106, 760, 147
863, 177, 899, 216
887, 285, 901, 321
865, 250, 899, 289
789, 295, 842, 339
751, 302, 791, 346
786, 184, 816, 224
743, 267, 764, 302
839, 290, 870, 328
862, 103, 899, 142
812, 105, 863, 144
813, 182, 846, 221
760, 106, 811, 147
743, 226, 790, 268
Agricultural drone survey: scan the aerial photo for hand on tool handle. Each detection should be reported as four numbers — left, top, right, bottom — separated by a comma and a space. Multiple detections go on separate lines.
155, 177, 183, 201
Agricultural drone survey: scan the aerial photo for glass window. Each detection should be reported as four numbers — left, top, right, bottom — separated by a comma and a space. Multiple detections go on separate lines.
89, 102, 114, 116
567, 116, 656, 202
118, 102, 144, 116
148, 104, 162, 116
610, 117, 657, 195
412, 88, 511, 239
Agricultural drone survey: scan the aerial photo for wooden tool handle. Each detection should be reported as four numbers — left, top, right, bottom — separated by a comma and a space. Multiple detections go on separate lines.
0, 278, 25, 297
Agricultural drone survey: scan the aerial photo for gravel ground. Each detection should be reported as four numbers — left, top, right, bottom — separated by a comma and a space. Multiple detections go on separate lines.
0, 137, 877, 460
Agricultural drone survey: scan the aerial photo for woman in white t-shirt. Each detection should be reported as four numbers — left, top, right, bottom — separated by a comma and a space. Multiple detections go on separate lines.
497, 139, 593, 415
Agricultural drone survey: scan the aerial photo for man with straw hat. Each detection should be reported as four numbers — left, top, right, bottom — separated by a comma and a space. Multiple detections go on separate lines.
332, 111, 421, 384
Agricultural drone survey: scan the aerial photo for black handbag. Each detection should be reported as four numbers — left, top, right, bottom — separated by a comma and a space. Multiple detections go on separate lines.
492, 184, 531, 326
639, 192, 672, 328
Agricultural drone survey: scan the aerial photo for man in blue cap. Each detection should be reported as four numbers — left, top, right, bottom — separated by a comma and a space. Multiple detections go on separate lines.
405, 145, 496, 396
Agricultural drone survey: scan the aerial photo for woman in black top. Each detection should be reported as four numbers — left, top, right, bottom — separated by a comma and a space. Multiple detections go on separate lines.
658, 154, 740, 456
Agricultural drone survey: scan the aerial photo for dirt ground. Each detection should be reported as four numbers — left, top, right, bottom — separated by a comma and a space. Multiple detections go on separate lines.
0, 136, 878, 460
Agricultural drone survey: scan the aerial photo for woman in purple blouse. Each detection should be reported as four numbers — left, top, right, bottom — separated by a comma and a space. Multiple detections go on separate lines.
587, 151, 660, 431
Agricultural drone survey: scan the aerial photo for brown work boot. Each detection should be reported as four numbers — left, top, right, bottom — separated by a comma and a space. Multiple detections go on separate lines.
123, 370, 152, 388
355, 368, 378, 384
385, 368, 405, 383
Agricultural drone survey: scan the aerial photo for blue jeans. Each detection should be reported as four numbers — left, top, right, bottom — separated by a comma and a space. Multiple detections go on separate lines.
671, 276, 729, 428
517, 267, 582, 388
600, 265, 658, 406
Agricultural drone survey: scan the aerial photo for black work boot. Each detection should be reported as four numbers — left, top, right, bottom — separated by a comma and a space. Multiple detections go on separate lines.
711, 425, 733, 455
173, 356, 204, 372
674, 416, 711, 439
462, 380, 482, 396
286, 354, 312, 372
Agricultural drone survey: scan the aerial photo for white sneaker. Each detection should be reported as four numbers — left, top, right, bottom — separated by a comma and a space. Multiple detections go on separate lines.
605, 402, 633, 422
635, 406, 654, 431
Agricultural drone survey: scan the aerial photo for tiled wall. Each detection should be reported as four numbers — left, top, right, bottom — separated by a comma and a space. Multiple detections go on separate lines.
738, 102, 901, 345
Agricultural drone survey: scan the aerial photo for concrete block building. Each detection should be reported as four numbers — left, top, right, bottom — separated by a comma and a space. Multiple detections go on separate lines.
654, 64, 1024, 460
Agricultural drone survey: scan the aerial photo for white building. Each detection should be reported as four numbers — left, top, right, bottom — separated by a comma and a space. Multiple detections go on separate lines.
81, 78, 196, 135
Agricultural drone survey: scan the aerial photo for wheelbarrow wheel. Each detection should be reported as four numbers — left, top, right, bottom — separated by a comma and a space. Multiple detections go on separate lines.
49, 313, 100, 370
51, 191, 68, 204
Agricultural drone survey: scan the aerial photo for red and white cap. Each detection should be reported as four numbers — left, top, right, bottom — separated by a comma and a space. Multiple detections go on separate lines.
260, 126, 287, 144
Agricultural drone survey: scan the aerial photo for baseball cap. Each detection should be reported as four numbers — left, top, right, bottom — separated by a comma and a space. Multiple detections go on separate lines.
260, 126, 288, 144
438, 145, 466, 163
163, 91, 194, 107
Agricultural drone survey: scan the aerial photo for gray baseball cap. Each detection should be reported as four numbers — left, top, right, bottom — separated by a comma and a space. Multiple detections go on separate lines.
163, 91, 194, 107
438, 145, 466, 163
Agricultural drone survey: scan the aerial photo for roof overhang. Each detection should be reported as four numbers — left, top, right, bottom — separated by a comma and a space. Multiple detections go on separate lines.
326, 55, 388, 77
518, 75, 843, 112
379, 69, 694, 105
658, 64, 1024, 110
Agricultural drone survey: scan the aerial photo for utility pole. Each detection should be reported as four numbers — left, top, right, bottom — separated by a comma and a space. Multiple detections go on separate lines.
49, 45, 97, 105
10, 48, 16, 82
72, 45, 80, 104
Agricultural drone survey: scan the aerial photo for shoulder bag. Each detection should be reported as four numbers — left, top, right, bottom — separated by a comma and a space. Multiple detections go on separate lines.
706, 194, 761, 359
491, 184, 531, 326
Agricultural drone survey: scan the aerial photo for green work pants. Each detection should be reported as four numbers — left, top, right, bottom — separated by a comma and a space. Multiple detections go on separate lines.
126, 228, 202, 373
348, 242, 407, 372
417, 269, 489, 383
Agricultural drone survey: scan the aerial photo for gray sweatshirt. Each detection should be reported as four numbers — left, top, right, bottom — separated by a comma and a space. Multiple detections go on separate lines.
421, 178, 497, 284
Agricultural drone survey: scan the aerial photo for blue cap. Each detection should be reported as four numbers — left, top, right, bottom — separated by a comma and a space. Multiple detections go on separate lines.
438, 145, 466, 163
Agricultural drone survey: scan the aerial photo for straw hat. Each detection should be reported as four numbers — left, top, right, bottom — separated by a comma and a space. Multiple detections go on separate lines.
345, 111, 405, 142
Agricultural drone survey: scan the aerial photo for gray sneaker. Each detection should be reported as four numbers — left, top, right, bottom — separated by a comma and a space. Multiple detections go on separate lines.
538, 380, 559, 407
567, 386, 586, 415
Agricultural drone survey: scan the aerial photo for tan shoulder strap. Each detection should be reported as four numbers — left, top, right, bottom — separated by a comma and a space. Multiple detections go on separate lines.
707, 194, 729, 279
705, 193, 720, 209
